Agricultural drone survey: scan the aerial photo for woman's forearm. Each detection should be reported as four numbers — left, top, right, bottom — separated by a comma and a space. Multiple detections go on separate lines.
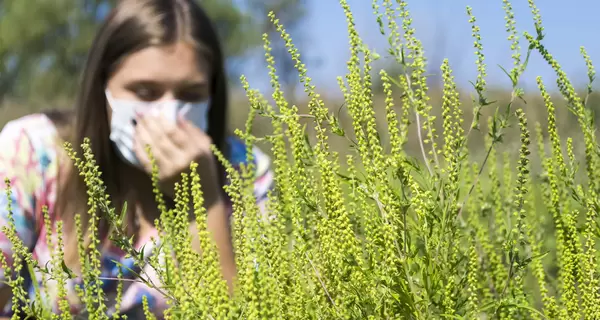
0, 285, 12, 317
192, 200, 236, 292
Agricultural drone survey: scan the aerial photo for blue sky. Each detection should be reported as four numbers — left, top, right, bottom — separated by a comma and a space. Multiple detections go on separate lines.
241, 0, 599, 97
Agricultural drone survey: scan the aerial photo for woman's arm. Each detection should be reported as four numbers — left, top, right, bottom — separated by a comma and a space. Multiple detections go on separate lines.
190, 200, 236, 291
0, 286, 11, 316
159, 157, 237, 293
192, 155, 236, 292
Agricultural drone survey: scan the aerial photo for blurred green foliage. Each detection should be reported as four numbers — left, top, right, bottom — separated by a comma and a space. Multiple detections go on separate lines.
0, 0, 306, 104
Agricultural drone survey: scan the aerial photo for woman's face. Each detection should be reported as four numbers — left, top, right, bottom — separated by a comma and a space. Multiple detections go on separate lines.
105, 41, 211, 122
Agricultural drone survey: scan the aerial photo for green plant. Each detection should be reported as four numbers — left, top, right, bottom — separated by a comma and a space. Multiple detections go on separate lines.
2, 0, 600, 319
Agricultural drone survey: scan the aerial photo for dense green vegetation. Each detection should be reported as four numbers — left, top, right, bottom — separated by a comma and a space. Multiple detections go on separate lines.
2, 0, 600, 319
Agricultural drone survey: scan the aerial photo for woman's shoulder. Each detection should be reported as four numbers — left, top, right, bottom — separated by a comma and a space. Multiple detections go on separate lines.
0, 113, 62, 250
0, 113, 60, 153
0, 112, 62, 190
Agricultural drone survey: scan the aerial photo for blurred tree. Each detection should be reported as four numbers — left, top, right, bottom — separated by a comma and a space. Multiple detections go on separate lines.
245, 0, 310, 104
0, 0, 304, 105
1, 0, 118, 103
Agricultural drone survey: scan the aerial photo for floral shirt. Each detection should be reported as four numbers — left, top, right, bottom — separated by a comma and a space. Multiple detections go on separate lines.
0, 113, 274, 318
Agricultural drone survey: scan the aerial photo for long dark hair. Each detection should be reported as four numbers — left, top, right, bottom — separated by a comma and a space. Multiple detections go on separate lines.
55, 0, 229, 269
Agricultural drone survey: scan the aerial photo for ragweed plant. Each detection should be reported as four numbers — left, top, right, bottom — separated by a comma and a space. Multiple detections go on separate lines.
2, 0, 600, 319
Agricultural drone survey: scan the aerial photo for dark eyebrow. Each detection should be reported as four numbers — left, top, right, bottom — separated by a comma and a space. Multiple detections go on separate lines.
180, 82, 208, 90
123, 79, 161, 88
123, 79, 208, 88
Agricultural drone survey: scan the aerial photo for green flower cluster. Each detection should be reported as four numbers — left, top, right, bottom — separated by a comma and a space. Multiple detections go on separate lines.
2, 0, 600, 319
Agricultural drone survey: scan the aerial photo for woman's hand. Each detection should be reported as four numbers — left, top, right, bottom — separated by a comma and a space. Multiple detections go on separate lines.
133, 112, 237, 292
133, 112, 221, 205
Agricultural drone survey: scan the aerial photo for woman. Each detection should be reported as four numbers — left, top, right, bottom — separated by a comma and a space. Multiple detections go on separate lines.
0, 0, 273, 318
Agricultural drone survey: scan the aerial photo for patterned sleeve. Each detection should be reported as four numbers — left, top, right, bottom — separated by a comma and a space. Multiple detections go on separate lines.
251, 145, 275, 215
226, 137, 275, 216
0, 120, 41, 275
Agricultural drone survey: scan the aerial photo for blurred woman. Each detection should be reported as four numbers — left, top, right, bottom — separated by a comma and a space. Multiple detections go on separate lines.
0, 0, 273, 318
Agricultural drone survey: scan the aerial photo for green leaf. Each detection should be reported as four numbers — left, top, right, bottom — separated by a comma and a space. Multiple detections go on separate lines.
61, 260, 76, 280
120, 201, 128, 229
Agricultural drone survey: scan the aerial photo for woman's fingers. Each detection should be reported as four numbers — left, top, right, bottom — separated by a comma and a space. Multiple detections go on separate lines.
135, 113, 205, 178
140, 114, 185, 158
178, 116, 212, 152
135, 115, 171, 174
161, 115, 189, 149
133, 133, 153, 173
